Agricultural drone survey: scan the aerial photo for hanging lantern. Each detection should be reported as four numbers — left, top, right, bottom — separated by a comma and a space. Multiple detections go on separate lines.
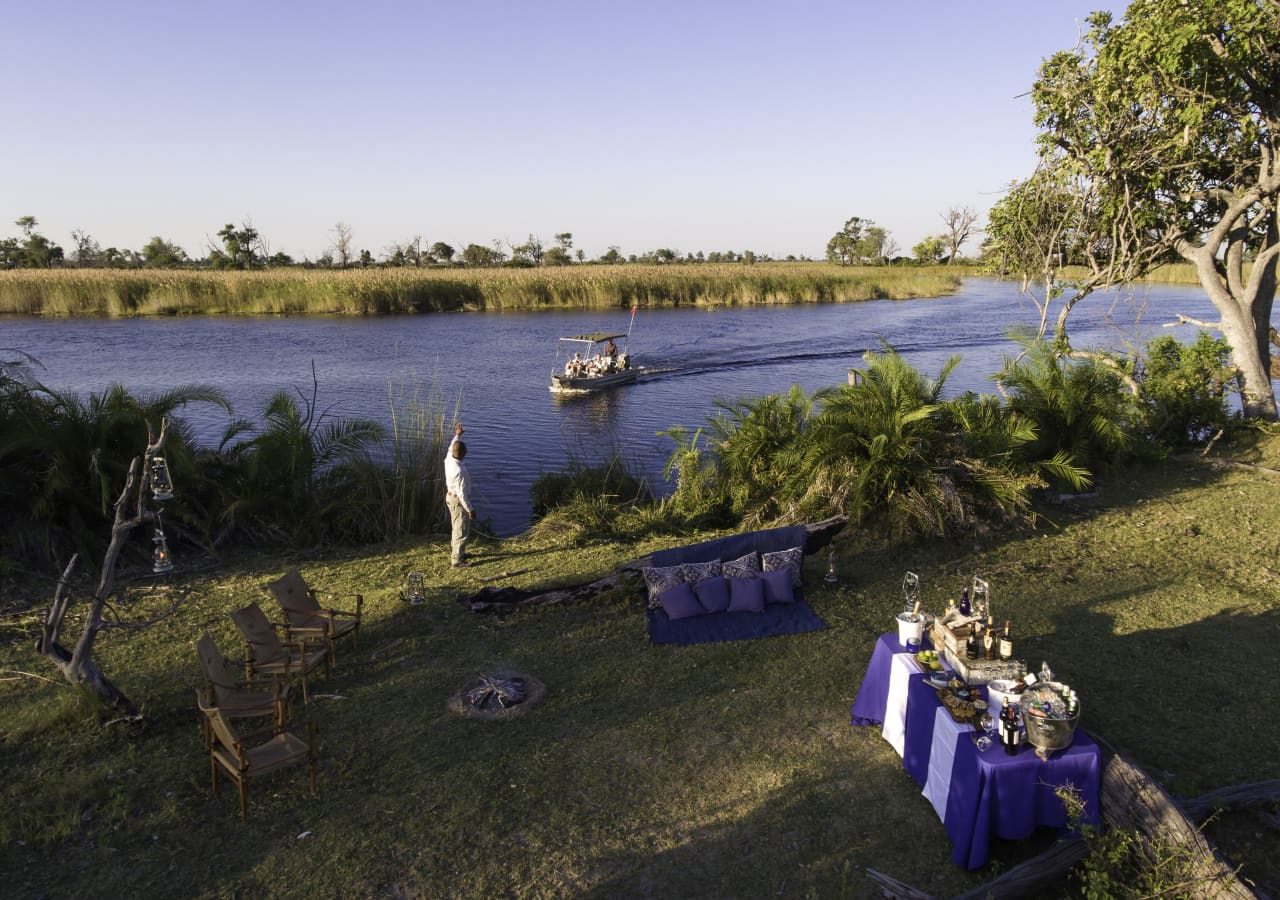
150, 455, 174, 502
152, 526, 174, 574
823, 550, 839, 585
406, 572, 425, 605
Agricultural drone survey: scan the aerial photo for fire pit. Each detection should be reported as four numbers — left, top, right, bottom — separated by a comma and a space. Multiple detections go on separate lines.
447, 670, 546, 720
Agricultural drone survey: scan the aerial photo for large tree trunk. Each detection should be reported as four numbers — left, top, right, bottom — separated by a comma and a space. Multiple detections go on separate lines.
1184, 206, 1280, 421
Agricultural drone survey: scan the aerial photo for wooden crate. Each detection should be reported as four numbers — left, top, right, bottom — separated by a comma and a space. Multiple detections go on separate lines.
941, 646, 1026, 685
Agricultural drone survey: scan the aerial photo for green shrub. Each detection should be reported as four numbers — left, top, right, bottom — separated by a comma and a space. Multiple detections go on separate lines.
529, 456, 651, 519
1138, 333, 1235, 447
997, 339, 1137, 485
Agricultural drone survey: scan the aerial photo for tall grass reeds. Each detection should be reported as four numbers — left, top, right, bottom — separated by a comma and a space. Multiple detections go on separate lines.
0, 264, 963, 317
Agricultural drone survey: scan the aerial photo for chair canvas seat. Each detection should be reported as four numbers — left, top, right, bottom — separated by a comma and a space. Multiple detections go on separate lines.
198, 694, 317, 820
267, 569, 362, 665
195, 633, 287, 728
230, 603, 329, 703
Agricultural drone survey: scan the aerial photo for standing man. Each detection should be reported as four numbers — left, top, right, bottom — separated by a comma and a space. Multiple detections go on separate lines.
444, 422, 475, 567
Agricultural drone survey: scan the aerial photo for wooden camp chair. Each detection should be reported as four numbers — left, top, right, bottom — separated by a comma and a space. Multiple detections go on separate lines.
266, 568, 363, 666
195, 633, 289, 742
197, 693, 317, 821
230, 603, 329, 703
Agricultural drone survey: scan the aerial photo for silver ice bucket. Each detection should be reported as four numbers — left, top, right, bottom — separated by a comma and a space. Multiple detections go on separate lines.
1019, 681, 1080, 759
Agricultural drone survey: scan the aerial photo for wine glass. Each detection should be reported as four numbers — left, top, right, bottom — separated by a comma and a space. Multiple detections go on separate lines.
975, 712, 995, 751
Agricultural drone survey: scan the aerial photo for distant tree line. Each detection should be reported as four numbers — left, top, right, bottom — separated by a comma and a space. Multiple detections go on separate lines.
0, 212, 982, 272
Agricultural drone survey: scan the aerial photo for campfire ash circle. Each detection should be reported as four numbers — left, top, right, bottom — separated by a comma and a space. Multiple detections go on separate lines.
446, 670, 547, 720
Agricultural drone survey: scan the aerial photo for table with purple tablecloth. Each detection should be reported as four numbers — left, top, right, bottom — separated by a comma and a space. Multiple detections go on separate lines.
850, 632, 1102, 870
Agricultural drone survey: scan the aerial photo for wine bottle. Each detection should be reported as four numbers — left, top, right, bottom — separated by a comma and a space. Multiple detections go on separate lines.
958, 586, 971, 617
983, 615, 996, 660
998, 620, 1013, 661
1000, 702, 1020, 755
965, 621, 981, 660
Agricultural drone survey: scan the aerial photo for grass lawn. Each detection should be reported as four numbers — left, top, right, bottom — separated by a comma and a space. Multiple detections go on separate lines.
3, 434, 1279, 898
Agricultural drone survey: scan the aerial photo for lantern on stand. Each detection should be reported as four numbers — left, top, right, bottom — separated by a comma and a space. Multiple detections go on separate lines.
152, 510, 174, 574
149, 449, 176, 574
406, 572, 426, 605
823, 549, 839, 586
149, 455, 174, 502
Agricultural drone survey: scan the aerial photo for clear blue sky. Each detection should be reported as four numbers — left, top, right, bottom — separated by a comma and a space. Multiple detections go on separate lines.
1, 0, 1122, 262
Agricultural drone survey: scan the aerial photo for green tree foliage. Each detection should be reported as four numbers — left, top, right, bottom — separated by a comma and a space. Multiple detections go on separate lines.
211, 222, 262, 269
825, 217, 868, 266
461, 243, 505, 267
140, 237, 188, 268
913, 235, 946, 263
542, 246, 572, 266
429, 241, 455, 264
2, 216, 65, 268
1024, 0, 1280, 418
1137, 332, 1235, 446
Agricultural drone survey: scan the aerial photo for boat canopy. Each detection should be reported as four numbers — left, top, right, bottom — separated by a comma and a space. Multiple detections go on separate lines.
560, 332, 626, 344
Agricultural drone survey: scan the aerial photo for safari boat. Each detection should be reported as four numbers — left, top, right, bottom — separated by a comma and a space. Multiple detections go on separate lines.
549, 331, 638, 394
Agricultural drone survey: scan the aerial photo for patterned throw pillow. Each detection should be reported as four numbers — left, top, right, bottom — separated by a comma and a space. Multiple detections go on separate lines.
680, 559, 723, 586
642, 564, 686, 609
762, 546, 804, 589
721, 552, 759, 580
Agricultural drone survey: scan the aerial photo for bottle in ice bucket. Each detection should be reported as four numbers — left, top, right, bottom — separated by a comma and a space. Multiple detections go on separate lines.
1040, 661, 1054, 683
999, 700, 1021, 754
904, 600, 922, 653
958, 586, 971, 617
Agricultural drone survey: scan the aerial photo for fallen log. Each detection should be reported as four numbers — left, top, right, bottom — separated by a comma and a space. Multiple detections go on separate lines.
462, 516, 849, 614
1182, 781, 1280, 821
618, 514, 849, 571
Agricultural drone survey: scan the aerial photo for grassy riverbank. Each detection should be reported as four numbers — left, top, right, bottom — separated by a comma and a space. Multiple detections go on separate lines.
0, 263, 964, 317
3, 434, 1278, 898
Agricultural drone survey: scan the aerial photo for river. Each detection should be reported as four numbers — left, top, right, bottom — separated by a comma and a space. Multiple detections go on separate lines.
1, 277, 1223, 534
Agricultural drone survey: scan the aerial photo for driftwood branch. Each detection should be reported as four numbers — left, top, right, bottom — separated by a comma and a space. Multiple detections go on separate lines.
34, 418, 173, 716
1164, 313, 1221, 330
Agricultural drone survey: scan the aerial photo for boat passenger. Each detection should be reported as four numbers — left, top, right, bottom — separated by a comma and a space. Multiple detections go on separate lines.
604, 339, 618, 358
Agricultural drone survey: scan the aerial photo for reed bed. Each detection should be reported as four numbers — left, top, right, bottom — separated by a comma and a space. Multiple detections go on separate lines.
0, 264, 963, 317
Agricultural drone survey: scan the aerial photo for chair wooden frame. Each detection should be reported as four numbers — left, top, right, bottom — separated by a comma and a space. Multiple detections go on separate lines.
266, 569, 363, 666
230, 603, 329, 703
195, 633, 289, 743
197, 693, 317, 821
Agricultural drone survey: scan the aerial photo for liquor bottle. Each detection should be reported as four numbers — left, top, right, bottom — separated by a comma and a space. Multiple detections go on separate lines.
983, 615, 996, 660
965, 621, 981, 660
998, 620, 1014, 661
1000, 702, 1021, 755
958, 587, 971, 617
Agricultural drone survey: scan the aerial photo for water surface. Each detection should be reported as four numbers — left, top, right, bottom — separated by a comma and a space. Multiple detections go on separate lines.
2, 278, 1221, 533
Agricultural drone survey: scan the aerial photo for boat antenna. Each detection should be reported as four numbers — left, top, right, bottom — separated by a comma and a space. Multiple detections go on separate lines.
626, 303, 638, 339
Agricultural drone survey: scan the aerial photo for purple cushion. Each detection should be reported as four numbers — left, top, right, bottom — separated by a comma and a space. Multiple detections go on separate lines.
658, 582, 704, 620
762, 546, 804, 588
694, 575, 730, 613
726, 575, 765, 613
760, 568, 796, 604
